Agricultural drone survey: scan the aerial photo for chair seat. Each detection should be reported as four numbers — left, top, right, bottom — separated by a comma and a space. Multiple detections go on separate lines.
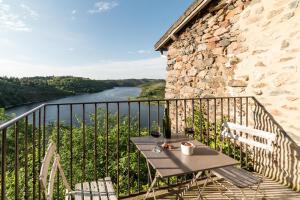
72, 177, 117, 200
212, 166, 262, 188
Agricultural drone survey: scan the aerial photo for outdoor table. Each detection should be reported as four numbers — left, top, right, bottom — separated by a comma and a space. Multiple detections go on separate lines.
131, 135, 238, 199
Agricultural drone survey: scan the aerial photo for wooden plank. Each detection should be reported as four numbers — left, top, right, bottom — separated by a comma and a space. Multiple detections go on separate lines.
90, 181, 100, 200
213, 166, 261, 188
39, 143, 56, 189
97, 179, 108, 200
222, 131, 273, 151
104, 177, 117, 200
82, 182, 91, 200
48, 157, 58, 200
225, 122, 276, 141
75, 183, 83, 200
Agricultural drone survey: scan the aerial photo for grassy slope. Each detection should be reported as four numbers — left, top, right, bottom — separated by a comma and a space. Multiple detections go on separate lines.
137, 80, 166, 100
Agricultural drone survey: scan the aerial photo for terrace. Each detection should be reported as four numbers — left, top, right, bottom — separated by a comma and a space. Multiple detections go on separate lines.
0, 96, 299, 199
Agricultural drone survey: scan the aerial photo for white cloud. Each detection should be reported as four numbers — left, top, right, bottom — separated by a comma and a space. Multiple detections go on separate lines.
68, 47, 75, 52
0, 1, 31, 32
0, 57, 167, 79
71, 9, 77, 20
128, 50, 152, 55
0, 38, 14, 46
20, 4, 38, 19
88, 1, 118, 14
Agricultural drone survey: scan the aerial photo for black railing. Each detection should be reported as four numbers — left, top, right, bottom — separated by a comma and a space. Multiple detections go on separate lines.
0, 97, 299, 200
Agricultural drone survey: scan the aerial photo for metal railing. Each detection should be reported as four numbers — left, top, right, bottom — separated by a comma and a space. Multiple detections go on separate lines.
0, 96, 298, 199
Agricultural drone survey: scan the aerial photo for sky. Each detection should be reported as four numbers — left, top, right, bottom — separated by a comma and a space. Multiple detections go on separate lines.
0, 0, 194, 79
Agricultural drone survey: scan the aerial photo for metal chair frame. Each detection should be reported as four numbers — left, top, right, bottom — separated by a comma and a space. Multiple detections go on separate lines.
209, 122, 275, 200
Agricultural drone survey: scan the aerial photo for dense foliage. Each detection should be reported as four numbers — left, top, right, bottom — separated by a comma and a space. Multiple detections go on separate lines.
1, 109, 167, 199
136, 80, 165, 100
0, 76, 162, 108
0, 103, 250, 199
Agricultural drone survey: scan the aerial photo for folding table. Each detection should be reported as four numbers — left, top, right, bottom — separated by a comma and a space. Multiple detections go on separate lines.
131, 136, 238, 199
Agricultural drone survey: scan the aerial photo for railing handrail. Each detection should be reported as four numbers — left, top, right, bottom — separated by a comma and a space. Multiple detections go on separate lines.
0, 104, 46, 130
0, 96, 255, 131
45, 96, 254, 106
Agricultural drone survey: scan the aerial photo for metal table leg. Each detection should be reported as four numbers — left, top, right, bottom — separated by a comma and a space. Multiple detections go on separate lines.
196, 170, 213, 200
145, 161, 159, 200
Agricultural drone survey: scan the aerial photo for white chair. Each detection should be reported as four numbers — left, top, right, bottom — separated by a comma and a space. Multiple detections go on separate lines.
211, 122, 276, 200
39, 143, 117, 200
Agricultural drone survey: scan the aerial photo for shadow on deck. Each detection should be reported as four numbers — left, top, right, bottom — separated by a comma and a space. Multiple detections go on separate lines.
125, 173, 300, 200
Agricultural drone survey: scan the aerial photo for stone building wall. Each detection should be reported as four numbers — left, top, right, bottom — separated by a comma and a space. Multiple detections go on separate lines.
166, 0, 250, 132
163, 0, 300, 191
165, 0, 300, 145
232, 0, 300, 146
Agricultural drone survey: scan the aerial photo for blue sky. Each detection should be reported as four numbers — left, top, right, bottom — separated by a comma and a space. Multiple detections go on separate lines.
0, 0, 193, 79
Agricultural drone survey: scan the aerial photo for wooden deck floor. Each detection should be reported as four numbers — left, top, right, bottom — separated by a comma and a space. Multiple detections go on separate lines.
125, 173, 300, 200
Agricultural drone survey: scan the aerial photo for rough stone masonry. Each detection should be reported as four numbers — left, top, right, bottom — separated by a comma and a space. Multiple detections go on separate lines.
157, 0, 300, 191
164, 0, 300, 146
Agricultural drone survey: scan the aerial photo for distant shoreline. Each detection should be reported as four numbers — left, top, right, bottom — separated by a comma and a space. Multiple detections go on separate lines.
1, 76, 163, 109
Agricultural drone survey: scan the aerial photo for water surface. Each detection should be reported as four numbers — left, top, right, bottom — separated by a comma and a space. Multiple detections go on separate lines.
7, 87, 164, 128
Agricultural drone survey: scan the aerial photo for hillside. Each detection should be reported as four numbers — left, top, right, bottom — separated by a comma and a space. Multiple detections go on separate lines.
136, 80, 166, 100
0, 76, 162, 108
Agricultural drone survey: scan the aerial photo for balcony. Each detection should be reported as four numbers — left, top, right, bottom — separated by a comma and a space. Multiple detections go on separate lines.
0, 97, 299, 199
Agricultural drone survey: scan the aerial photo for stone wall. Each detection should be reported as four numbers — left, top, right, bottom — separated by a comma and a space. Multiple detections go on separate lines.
232, 0, 300, 146
166, 0, 250, 132
165, 0, 300, 145
164, 0, 300, 191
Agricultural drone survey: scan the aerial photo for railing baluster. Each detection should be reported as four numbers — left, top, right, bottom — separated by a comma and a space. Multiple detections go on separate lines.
42, 108, 45, 200
82, 104, 86, 183
14, 122, 19, 200
138, 102, 141, 193
157, 101, 160, 132
192, 99, 195, 131
176, 100, 178, 135
214, 99, 217, 150
157, 100, 161, 189
184, 99, 187, 130
1, 128, 7, 200
56, 106, 60, 199
234, 98, 236, 160
167, 100, 170, 123
25, 116, 29, 200
117, 103, 120, 198
246, 97, 249, 168
38, 109, 42, 200
94, 103, 98, 180
220, 98, 224, 152
106, 103, 109, 177
206, 99, 209, 146
240, 97, 243, 167
200, 99, 203, 142
43, 106, 46, 162
148, 101, 151, 135
70, 104, 73, 188
128, 102, 131, 196
33, 112, 36, 200
227, 98, 230, 156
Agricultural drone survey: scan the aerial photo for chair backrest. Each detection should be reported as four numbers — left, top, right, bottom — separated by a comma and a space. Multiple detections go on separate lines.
221, 122, 276, 152
39, 143, 72, 200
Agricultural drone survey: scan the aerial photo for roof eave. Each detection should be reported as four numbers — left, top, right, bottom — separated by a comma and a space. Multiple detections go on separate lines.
154, 0, 212, 51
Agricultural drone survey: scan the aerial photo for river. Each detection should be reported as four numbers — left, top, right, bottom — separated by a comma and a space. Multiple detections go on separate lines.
7, 87, 164, 127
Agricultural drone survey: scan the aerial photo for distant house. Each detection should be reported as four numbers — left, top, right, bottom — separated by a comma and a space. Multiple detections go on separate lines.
155, 0, 300, 191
